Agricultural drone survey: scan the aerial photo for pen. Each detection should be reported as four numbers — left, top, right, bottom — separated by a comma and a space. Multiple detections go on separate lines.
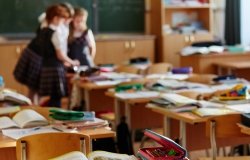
31, 127, 41, 131
52, 127, 63, 132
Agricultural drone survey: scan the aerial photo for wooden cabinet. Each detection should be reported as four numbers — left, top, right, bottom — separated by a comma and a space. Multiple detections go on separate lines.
163, 33, 213, 66
0, 42, 29, 95
149, 0, 214, 66
94, 35, 155, 65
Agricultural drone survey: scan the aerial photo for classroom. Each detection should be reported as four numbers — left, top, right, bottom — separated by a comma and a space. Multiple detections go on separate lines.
1, 0, 250, 160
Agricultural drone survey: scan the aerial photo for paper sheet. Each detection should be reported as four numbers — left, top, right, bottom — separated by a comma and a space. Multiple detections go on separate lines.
2, 126, 58, 140
115, 91, 159, 99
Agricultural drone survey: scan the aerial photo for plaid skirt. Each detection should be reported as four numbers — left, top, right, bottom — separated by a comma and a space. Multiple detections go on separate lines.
13, 48, 42, 91
39, 64, 68, 97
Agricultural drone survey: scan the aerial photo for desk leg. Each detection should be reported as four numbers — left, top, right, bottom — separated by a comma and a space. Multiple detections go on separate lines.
125, 102, 131, 130
163, 116, 170, 137
89, 139, 93, 153
179, 121, 186, 148
227, 68, 233, 75
125, 102, 135, 143
84, 89, 90, 111
114, 99, 120, 128
217, 66, 223, 75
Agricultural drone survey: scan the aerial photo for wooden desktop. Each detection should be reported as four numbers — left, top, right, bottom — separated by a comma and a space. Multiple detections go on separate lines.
0, 106, 115, 160
180, 52, 250, 80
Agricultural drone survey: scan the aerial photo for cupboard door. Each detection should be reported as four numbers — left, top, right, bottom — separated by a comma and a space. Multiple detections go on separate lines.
163, 33, 213, 67
129, 39, 155, 62
95, 41, 130, 65
163, 34, 186, 67
191, 33, 213, 43
94, 41, 106, 65
0, 44, 28, 95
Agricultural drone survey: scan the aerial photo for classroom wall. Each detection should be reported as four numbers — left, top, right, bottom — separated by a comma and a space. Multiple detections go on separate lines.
241, 0, 250, 46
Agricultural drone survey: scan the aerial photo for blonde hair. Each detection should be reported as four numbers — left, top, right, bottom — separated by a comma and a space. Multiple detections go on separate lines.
68, 7, 88, 43
59, 2, 74, 18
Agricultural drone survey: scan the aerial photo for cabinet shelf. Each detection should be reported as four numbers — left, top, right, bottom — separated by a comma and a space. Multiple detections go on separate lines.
149, 0, 213, 65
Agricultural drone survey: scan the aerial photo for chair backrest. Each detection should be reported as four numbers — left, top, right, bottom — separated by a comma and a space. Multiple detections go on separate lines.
16, 132, 90, 160
146, 63, 173, 75
115, 65, 140, 74
205, 114, 247, 160
186, 74, 217, 84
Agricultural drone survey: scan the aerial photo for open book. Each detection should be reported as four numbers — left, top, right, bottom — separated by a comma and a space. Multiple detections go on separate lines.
0, 109, 48, 129
0, 106, 20, 115
88, 151, 137, 160
49, 151, 137, 160
192, 108, 236, 117
0, 89, 31, 105
160, 93, 198, 107
149, 93, 200, 112
49, 151, 88, 160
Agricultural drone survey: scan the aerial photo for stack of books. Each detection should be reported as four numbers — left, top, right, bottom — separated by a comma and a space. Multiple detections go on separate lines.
49, 109, 108, 131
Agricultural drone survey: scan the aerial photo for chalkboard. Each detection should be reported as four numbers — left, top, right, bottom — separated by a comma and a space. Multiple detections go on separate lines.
0, 0, 93, 34
0, 0, 145, 34
97, 0, 145, 33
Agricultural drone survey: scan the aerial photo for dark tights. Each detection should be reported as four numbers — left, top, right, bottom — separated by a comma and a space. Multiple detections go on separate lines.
48, 95, 61, 107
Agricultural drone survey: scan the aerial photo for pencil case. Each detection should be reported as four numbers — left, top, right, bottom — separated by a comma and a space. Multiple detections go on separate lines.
49, 109, 84, 121
137, 129, 187, 160
172, 67, 192, 74
115, 83, 143, 92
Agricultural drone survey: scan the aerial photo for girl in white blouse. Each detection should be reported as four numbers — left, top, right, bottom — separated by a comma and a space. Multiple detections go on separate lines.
68, 7, 96, 67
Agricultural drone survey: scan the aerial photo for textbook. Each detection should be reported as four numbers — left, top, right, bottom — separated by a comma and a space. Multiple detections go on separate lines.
49, 151, 88, 160
0, 106, 20, 116
149, 100, 198, 113
192, 108, 236, 117
49, 151, 137, 160
149, 93, 200, 112
152, 93, 200, 112
88, 151, 137, 160
0, 109, 48, 129
160, 93, 198, 107
53, 118, 108, 130
0, 89, 31, 105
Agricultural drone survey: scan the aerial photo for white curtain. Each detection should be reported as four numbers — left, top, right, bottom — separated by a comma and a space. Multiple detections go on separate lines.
211, 0, 225, 42
241, 0, 250, 46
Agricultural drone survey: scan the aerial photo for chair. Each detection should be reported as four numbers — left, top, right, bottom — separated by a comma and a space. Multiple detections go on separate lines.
115, 65, 140, 74
186, 74, 217, 85
16, 132, 90, 160
199, 114, 250, 160
146, 63, 173, 74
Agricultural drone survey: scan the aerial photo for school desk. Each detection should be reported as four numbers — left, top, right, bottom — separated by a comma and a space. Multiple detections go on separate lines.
213, 61, 250, 75
180, 52, 250, 80
0, 106, 115, 160
105, 91, 163, 135
75, 80, 115, 111
148, 104, 250, 151
238, 123, 250, 136
75, 78, 148, 112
